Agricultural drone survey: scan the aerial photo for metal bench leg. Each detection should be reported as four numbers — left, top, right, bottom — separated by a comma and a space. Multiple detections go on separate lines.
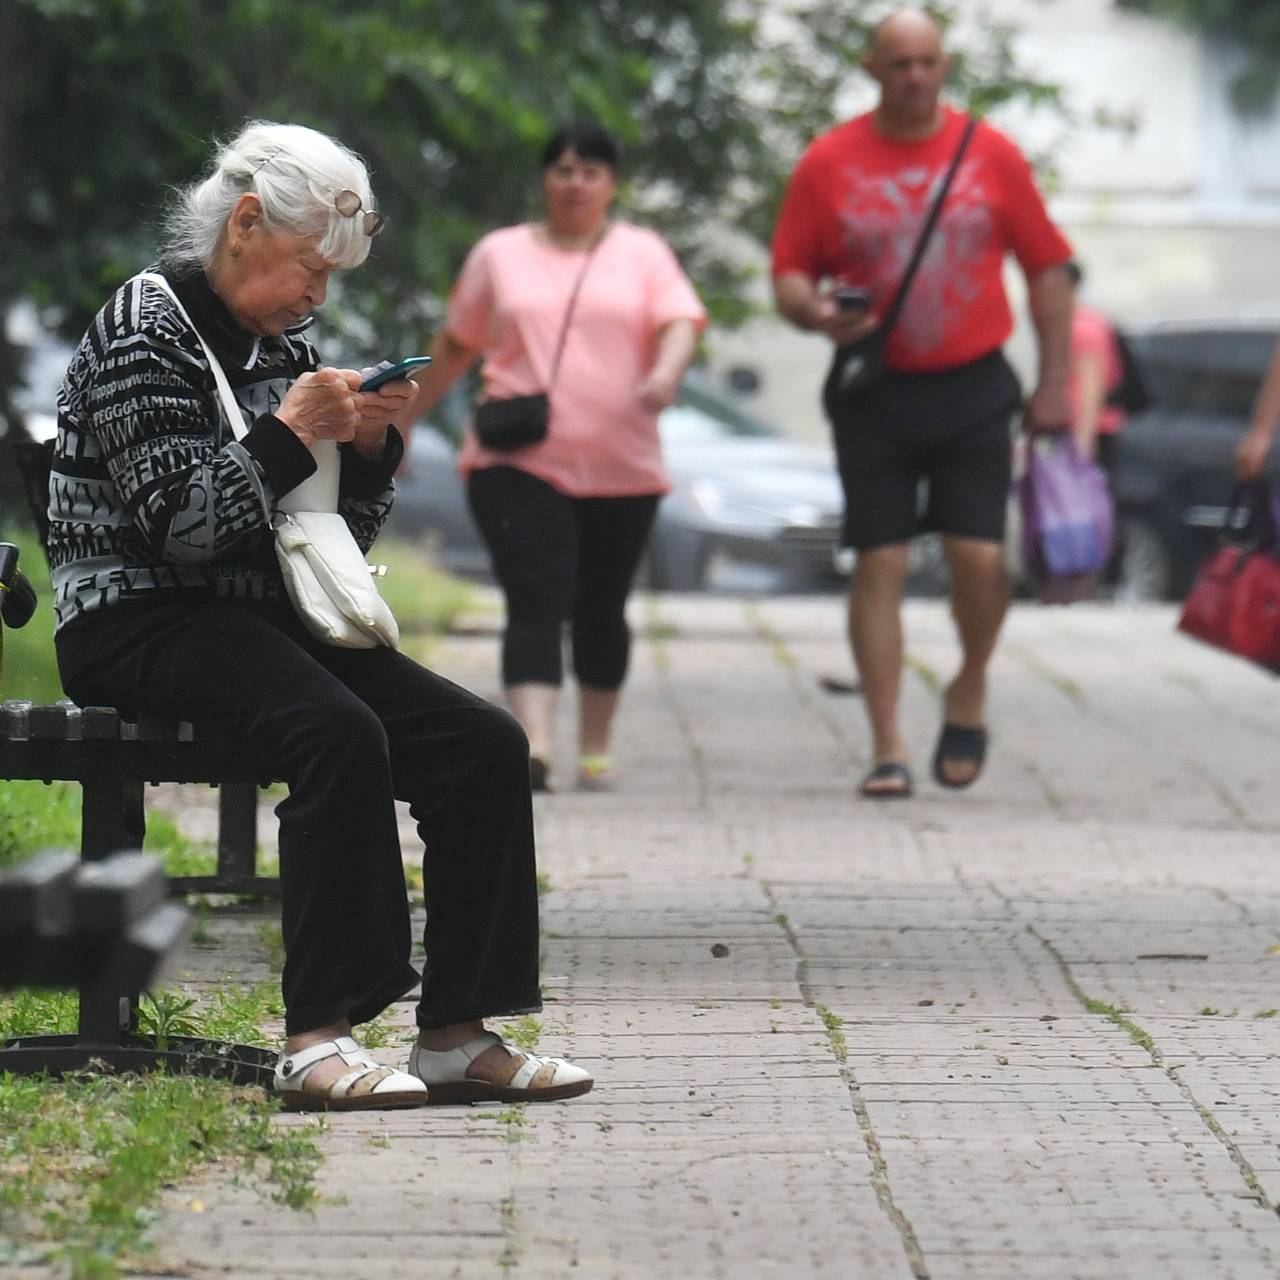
80, 778, 145, 861
217, 782, 259, 882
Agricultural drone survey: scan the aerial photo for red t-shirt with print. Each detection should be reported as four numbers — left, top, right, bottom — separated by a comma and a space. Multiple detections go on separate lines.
772, 106, 1072, 373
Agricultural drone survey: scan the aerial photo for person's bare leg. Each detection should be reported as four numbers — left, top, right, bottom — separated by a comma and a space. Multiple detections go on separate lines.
848, 543, 912, 786
578, 684, 620, 759
938, 535, 1009, 785
505, 682, 559, 764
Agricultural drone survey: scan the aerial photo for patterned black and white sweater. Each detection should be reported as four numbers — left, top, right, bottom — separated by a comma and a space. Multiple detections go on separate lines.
47, 263, 400, 633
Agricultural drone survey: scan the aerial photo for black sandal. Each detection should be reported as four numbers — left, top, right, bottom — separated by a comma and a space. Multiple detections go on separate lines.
859, 761, 914, 799
931, 723, 988, 789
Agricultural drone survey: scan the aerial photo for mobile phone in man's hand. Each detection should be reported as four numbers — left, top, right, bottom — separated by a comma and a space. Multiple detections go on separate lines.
833, 285, 872, 313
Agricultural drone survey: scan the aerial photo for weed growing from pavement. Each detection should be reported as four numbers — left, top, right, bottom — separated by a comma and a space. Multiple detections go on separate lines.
1081, 997, 1156, 1053
506, 1016, 541, 1051
536, 872, 553, 897
136, 992, 201, 1047
358, 1015, 395, 1049
815, 1005, 847, 1063
498, 1106, 529, 1144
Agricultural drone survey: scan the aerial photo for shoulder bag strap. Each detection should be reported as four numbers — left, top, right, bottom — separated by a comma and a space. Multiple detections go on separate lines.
878, 115, 978, 338
134, 271, 247, 441
544, 226, 608, 392
133, 271, 339, 512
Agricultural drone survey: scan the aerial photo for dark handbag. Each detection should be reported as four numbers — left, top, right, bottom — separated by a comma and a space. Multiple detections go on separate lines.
473, 393, 549, 450
822, 331, 886, 415
824, 116, 977, 412
1178, 482, 1280, 672
472, 230, 605, 452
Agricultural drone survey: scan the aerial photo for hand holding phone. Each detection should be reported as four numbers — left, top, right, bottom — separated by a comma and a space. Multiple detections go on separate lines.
833, 285, 872, 314
358, 356, 432, 392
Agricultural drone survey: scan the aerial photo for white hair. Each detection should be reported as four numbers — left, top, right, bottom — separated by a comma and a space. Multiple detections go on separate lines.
162, 120, 378, 269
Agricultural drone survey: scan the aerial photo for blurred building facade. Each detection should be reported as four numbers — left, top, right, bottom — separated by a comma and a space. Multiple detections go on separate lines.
710, 0, 1280, 441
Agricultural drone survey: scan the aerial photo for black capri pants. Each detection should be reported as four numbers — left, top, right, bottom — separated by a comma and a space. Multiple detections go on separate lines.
467, 466, 660, 689
56, 597, 542, 1037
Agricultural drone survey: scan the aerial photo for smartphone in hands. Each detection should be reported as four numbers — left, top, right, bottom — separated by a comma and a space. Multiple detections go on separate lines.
833, 285, 872, 314
359, 356, 432, 392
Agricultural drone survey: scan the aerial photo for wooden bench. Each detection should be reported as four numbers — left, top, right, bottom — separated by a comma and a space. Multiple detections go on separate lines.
3, 444, 277, 897
0, 848, 274, 1084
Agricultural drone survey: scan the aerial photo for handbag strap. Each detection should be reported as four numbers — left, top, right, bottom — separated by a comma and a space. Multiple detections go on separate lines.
878, 115, 978, 338
133, 270, 339, 512
544, 225, 608, 392
134, 272, 248, 442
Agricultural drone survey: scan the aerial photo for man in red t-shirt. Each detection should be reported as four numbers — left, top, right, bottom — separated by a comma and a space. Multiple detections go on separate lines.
772, 8, 1073, 799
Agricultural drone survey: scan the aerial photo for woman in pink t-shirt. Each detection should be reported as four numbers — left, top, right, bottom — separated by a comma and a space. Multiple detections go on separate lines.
405, 123, 706, 791
1065, 261, 1125, 467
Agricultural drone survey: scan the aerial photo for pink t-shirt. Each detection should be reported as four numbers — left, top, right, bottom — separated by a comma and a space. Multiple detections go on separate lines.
1069, 305, 1125, 436
450, 221, 707, 496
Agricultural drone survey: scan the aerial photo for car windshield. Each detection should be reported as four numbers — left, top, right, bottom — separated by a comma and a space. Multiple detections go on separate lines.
659, 379, 778, 448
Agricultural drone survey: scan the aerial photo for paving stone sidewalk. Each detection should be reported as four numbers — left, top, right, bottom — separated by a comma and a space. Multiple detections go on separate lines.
118, 595, 1280, 1278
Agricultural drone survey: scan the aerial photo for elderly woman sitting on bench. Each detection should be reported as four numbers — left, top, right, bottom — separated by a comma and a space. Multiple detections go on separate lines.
44, 120, 592, 1111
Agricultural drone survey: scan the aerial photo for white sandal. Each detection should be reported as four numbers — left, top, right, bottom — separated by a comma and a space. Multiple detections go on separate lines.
274, 1035, 430, 1112
408, 1030, 594, 1104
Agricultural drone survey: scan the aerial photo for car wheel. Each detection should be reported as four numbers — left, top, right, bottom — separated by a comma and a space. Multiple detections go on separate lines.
1111, 515, 1174, 602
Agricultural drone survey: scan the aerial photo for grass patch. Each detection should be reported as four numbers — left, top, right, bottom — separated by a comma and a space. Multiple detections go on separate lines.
0, 529, 61, 705
0, 1071, 321, 1278
255, 921, 286, 974
369, 537, 473, 639
0, 982, 316, 1280
0, 780, 80, 870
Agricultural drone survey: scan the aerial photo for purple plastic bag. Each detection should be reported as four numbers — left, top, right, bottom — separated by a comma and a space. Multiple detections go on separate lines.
1018, 435, 1115, 602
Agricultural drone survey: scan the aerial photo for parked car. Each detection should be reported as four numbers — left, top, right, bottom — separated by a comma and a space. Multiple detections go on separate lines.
387, 375, 851, 593
1108, 319, 1280, 600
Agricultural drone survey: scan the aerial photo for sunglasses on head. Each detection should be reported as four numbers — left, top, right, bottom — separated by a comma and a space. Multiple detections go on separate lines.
249, 150, 385, 237
331, 188, 385, 237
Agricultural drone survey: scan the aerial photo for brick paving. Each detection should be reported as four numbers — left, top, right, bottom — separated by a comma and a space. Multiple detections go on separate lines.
121, 594, 1280, 1279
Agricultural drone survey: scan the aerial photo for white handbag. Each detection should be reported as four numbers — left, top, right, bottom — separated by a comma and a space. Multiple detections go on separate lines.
136, 273, 399, 650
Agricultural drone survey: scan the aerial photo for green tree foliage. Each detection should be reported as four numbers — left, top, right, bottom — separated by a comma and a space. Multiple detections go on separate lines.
0, 0, 1064, 512
1116, 0, 1280, 114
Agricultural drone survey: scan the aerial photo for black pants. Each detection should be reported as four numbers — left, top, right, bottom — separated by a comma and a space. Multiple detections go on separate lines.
56, 598, 542, 1036
467, 466, 660, 688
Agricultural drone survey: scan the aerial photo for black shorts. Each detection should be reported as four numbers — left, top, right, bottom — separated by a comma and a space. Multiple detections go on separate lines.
828, 350, 1022, 552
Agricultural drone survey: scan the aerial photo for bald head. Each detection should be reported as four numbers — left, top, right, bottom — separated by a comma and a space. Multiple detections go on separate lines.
867, 9, 945, 63
862, 8, 950, 135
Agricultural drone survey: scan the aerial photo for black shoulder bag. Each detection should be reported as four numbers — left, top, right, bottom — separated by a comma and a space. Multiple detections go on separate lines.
823, 115, 978, 416
473, 229, 606, 451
